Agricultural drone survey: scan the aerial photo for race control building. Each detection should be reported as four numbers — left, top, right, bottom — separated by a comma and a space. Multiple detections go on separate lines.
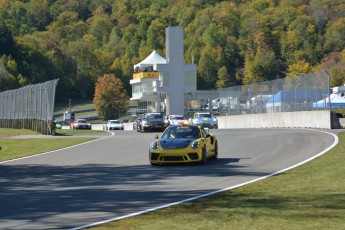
130, 26, 218, 116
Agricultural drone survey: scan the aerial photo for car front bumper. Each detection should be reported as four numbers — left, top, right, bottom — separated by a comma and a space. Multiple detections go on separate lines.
149, 148, 203, 164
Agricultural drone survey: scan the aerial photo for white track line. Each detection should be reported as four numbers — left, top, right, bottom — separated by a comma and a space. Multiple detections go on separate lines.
71, 129, 339, 230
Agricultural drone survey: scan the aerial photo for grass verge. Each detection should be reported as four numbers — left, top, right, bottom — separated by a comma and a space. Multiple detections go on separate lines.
91, 132, 345, 230
0, 128, 97, 162
55, 129, 105, 135
0, 128, 40, 137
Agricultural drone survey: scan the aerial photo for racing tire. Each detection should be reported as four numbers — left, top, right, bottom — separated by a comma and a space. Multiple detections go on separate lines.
200, 147, 207, 164
212, 141, 218, 160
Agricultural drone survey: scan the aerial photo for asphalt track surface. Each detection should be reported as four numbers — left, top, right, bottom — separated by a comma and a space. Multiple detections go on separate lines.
0, 128, 338, 229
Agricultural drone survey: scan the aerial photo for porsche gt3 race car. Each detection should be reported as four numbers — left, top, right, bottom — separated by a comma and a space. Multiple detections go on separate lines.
103, 120, 124, 131
149, 124, 218, 165
191, 112, 218, 129
70, 119, 92, 129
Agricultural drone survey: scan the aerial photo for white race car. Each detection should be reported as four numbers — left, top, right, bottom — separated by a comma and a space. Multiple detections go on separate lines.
103, 120, 124, 131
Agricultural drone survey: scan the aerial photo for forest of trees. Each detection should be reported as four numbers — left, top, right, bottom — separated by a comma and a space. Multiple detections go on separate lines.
0, 0, 345, 102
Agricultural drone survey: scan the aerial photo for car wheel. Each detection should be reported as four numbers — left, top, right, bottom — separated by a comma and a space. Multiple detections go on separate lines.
200, 147, 207, 164
212, 141, 218, 160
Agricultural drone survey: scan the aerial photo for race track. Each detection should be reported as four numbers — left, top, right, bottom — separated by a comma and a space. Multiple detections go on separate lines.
0, 128, 338, 229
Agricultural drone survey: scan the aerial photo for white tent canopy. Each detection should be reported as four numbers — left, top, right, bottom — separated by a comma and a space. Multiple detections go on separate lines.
134, 50, 166, 70
313, 93, 345, 108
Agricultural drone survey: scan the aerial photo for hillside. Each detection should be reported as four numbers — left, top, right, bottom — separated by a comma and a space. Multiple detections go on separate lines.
1, 0, 345, 101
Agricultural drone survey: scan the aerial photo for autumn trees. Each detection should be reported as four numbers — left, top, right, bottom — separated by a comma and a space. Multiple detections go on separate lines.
93, 74, 129, 120
0, 0, 345, 98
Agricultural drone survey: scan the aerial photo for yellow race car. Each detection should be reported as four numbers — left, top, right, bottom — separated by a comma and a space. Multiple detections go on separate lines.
149, 124, 218, 165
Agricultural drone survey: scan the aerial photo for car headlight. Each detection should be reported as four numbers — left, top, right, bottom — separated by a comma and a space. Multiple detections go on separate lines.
150, 141, 159, 149
191, 141, 200, 149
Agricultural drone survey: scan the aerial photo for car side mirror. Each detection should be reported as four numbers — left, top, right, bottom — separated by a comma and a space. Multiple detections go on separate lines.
155, 135, 159, 139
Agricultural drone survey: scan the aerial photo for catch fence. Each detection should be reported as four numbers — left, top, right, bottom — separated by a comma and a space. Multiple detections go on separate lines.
202, 71, 330, 116
0, 79, 59, 135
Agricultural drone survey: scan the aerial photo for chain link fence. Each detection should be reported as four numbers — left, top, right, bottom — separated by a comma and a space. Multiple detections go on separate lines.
0, 79, 59, 135
199, 71, 330, 116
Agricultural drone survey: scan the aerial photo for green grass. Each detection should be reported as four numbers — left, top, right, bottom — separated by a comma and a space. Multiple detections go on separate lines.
0, 128, 98, 162
91, 132, 345, 230
53, 99, 133, 123
0, 137, 96, 162
0, 128, 40, 137
54, 99, 95, 114
55, 129, 105, 135
333, 108, 345, 116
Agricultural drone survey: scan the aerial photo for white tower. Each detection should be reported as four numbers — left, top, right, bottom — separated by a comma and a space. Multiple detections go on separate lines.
156, 26, 196, 115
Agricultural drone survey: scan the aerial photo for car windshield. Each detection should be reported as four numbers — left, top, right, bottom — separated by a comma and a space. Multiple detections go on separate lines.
147, 114, 163, 119
110, 120, 120, 124
196, 113, 212, 118
171, 116, 185, 120
77, 119, 87, 122
161, 126, 200, 139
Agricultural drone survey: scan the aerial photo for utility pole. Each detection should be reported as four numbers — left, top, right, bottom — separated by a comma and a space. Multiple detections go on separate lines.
68, 99, 72, 112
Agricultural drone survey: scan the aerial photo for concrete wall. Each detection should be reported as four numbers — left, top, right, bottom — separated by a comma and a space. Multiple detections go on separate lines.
64, 111, 341, 131
123, 122, 135, 131
339, 118, 345, 128
217, 111, 334, 129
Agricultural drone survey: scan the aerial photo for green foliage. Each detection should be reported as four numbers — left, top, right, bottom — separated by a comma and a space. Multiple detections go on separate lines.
324, 18, 345, 52
1, 0, 345, 95
286, 60, 315, 78
0, 24, 16, 56
317, 50, 345, 87
243, 49, 278, 84
216, 66, 231, 88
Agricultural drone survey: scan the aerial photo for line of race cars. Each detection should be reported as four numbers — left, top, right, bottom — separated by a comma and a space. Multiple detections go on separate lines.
56, 112, 219, 166
54, 119, 125, 130
135, 112, 219, 166
136, 112, 218, 133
